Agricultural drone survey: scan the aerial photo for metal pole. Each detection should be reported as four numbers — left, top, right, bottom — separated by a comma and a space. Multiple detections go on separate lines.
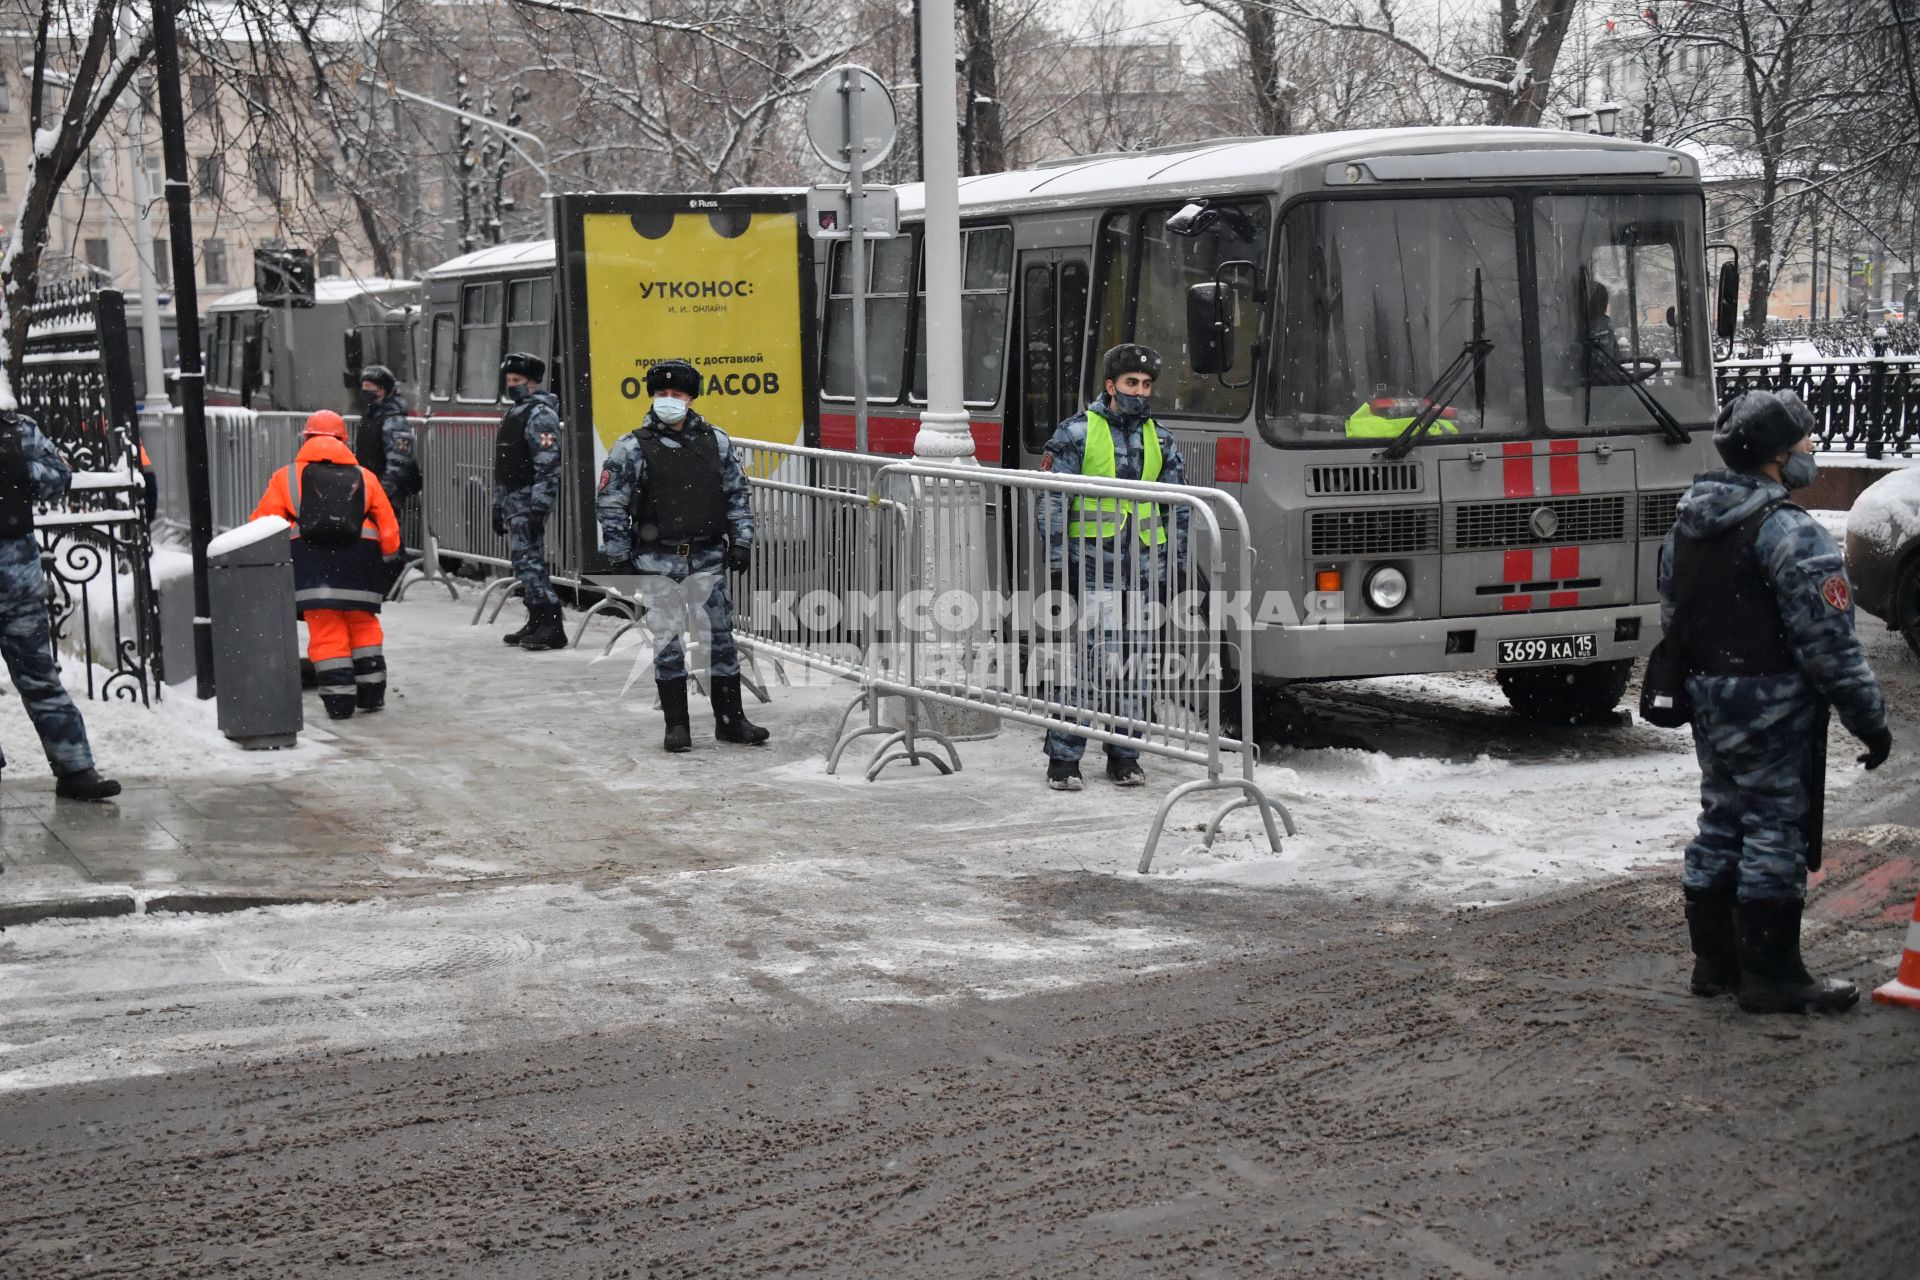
912, 0, 972, 463
845, 67, 869, 455
151, 0, 215, 698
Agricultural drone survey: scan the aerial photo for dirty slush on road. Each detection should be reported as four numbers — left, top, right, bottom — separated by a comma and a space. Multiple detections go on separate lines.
5, 868, 1916, 1279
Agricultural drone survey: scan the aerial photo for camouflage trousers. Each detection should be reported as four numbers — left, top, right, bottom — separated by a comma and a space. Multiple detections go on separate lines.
0, 538, 93, 776
503, 497, 558, 608
631, 544, 738, 683
1043, 586, 1148, 763
1682, 672, 1820, 902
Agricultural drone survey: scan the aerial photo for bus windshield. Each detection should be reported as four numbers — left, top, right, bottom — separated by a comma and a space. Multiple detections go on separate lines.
1533, 193, 1717, 434
1266, 196, 1528, 445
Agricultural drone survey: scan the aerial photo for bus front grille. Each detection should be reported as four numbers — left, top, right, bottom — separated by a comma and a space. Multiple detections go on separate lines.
1306, 461, 1423, 496
1309, 506, 1440, 557
1450, 495, 1627, 549
1638, 489, 1686, 540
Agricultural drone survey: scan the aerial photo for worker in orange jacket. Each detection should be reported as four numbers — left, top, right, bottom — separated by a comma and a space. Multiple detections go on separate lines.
252, 411, 402, 720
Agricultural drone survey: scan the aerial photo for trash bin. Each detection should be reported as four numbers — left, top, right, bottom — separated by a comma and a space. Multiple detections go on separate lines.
207, 515, 302, 749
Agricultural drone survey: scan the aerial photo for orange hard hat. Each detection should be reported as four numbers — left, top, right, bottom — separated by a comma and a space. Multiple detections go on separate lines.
303, 410, 348, 440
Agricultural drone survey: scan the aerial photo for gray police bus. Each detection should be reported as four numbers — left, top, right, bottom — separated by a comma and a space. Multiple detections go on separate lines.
812, 127, 1729, 724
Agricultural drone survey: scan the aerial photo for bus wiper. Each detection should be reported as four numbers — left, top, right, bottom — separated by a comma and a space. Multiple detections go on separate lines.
1584, 337, 1692, 445
1378, 336, 1494, 461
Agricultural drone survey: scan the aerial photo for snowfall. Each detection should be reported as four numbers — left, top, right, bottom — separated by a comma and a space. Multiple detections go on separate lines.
0, 564, 1895, 1097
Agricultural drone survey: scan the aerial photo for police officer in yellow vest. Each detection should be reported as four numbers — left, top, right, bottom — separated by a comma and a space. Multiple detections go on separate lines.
1038, 343, 1189, 792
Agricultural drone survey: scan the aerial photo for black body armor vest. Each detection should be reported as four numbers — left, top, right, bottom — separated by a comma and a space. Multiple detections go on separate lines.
1670, 499, 1798, 677
494, 402, 536, 491
0, 420, 36, 539
632, 425, 727, 546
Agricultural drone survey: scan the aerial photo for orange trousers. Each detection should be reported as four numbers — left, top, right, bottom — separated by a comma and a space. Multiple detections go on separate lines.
306, 609, 385, 713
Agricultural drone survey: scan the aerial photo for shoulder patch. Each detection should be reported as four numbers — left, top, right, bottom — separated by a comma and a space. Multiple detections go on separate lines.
1039, 452, 1053, 471
538, 430, 556, 449
597, 468, 612, 491
1820, 574, 1850, 611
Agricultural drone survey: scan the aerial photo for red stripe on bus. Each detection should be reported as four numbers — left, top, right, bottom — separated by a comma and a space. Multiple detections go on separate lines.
1503, 595, 1533, 612
1548, 591, 1580, 609
1549, 546, 1581, 580
1504, 549, 1533, 585
1215, 436, 1250, 483
1503, 441, 1533, 498
819, 413, 1001, 459
1548, 439, 1581, 495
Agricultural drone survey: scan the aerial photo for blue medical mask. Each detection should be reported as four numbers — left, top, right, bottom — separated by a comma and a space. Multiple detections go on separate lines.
652, 396, 689, 425
1780, 451, 1817, 490
1111, 392, 1150, 419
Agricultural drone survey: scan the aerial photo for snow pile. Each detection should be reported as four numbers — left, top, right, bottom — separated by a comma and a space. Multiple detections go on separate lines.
67, 467, 141, 492
1847, 468, 1920, 550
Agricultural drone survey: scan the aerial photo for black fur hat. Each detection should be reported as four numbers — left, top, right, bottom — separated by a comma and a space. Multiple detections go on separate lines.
645, 359, 701, 398
1102, 343, 1163, 382
1713, 390, 1814, 470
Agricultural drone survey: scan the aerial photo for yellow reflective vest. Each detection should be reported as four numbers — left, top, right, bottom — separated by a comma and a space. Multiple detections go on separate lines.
1066, 409, 1168, 545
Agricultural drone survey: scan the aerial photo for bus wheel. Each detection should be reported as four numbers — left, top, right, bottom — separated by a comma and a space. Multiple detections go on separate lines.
1496, 659, 1633, 727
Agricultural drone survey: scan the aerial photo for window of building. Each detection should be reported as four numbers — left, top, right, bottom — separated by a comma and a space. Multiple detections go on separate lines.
457, 280, 504, 400
203, 238, 228, 286
314, 164, 336, 198
317, 234, 341, 277
0, 72, 12, 115
190, 75, 214, 113
152, 237, 170, 289
252, 151, 279, 200
195, 154, 221, 199
84, 239, 110, 274
0, 157, 8, 195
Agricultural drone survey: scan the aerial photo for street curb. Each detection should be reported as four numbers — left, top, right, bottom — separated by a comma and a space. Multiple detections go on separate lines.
0, 895, 137, 928
143, 892, 363, 916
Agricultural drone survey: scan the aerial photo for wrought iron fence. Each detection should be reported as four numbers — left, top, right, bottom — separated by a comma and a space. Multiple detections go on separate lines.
15, 283, 163, 703
1716, 350, 1920, 459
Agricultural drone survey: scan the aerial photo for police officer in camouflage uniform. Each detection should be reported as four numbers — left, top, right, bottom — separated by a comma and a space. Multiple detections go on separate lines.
491, 352, 566, 651
356, 365, 419, 503
1038, 343, 1189, 792
0, 412, 119, 800
1658, 389, 1891, 1014
594, 358, 765, 753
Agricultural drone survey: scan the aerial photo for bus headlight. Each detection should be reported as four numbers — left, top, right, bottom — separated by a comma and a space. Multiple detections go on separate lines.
1365, 565, 1409, 611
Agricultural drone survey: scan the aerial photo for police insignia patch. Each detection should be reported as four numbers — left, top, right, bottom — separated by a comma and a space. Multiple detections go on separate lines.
1820, 574, 1850, 611
1039, 453, 1053, 471
538, 431, 556, 448
597, 470, 611, 490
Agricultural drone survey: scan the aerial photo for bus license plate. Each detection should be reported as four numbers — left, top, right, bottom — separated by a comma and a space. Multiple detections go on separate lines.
1498, 634, 1597, 666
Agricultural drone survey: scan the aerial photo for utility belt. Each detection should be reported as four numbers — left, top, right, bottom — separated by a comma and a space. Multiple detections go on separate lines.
639, 535, 725, 558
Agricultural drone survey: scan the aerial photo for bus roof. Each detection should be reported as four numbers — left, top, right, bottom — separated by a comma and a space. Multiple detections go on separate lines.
424, 239, 556, 278
892, 127, 1697, 218
207, 276, 416, 311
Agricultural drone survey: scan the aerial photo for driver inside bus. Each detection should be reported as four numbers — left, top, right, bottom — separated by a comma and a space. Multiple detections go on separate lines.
1585, 280, 1626, 383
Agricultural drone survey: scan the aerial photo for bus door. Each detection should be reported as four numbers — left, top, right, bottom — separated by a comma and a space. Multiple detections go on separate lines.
1013, 249, 1091, 470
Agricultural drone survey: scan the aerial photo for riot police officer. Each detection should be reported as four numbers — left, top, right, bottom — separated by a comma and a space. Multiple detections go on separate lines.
356, 364, 419, 503
594, 358, 764, 753
0, 411, 119, 799
491, 352, 565, 650
1658, 389, 1891, 1014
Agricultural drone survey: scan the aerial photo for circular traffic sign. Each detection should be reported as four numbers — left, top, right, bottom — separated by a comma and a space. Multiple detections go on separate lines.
805, 65, 898, 174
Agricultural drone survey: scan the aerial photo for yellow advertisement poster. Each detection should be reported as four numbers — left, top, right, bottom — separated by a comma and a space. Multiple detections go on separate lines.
576, 205, 811, 455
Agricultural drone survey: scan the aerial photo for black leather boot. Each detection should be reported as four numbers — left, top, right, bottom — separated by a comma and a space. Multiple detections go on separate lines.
518, 602, 568, 651
55, 767, 121, 801
501, 608, 533, 645
1735, 898, 1858, 1014
710, 674, 769, 745
658, 679, 692, 753
1683, 885, 1740, 997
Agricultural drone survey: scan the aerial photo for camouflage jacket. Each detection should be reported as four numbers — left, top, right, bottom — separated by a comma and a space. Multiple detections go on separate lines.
1039, 393, 1190, 577
594, 409, 753, 569
1658, 468, 1887, 740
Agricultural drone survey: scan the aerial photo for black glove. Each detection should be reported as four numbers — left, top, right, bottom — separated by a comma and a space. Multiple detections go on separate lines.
490, 509, 507, 537
725, 540, 752, 574
1857, 726, 1893, 771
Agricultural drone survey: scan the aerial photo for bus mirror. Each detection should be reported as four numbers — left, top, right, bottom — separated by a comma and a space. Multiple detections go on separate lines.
240, 333, 262, 408
1665, 305, 1676, 329
1715, 261, 1740, 341
1188, 282, 1235, 375
342, 328, 364, 388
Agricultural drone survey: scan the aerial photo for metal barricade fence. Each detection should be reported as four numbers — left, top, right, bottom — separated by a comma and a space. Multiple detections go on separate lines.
839, 462, 1291, 871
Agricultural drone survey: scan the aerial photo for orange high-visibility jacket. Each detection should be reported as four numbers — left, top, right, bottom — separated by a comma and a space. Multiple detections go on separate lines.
253, 434, 402, 613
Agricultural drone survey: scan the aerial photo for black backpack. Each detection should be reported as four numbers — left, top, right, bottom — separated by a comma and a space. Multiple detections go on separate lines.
297, 461, 367, 547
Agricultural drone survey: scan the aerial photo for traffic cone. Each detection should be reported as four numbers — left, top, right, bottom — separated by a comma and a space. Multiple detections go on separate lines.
1871, 890, 1920, 1009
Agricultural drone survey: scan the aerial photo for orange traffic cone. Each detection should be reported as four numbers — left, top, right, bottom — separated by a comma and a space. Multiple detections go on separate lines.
1871, 890, 1920, 1009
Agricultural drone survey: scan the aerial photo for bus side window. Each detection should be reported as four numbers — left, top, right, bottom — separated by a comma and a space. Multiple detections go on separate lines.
457, 281, 503, 401
505, 277, 550, 375
430, 313, 455, 402
1058, 260, 1089, 419
1088, 211, 1133, 401
911, 225, 1011, 405
1020, 262, 1057, 452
